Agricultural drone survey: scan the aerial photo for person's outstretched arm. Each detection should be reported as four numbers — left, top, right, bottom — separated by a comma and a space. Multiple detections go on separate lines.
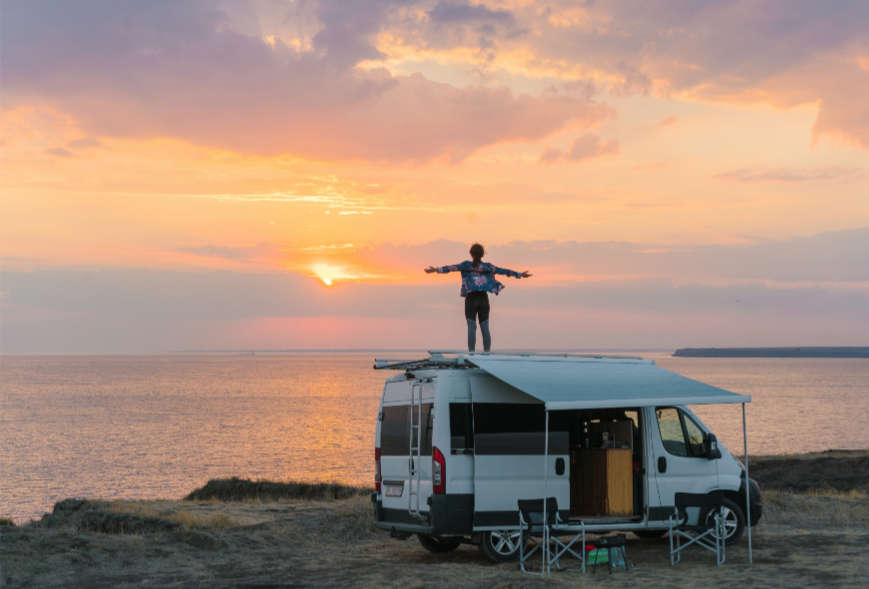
493, 265, 532, 279
424, 262, 468, 274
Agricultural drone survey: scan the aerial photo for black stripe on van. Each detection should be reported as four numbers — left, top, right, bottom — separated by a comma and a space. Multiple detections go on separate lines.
472, 403, 568, 455
648, 506, 677, 521
382, 508, 430, 525
473, 432, 569, 455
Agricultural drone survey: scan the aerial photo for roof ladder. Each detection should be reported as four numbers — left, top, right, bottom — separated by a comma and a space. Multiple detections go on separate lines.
407, 380, 427, 521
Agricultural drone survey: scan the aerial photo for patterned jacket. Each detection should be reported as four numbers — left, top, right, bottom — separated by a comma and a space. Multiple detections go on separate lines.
437, 261, 523, 297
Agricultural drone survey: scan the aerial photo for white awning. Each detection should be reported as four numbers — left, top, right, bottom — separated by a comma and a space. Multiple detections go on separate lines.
466, 356, 750, 410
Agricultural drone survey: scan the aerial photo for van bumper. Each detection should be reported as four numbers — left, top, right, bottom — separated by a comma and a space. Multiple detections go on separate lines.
374, 520, 435, 534
372, 493, 434, 534
372, 493, 474, 535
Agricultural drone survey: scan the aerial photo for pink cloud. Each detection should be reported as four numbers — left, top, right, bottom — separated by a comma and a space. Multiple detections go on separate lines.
537, 133, 620, 164
566, 133, 620, 161
386, 1, 869, 150
538, 147, 563, 164
0, 1, 613, 163
714, 166, 866, 183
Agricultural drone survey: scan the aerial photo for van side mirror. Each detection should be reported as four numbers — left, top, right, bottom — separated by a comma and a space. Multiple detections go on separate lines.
704, 433, 722, 460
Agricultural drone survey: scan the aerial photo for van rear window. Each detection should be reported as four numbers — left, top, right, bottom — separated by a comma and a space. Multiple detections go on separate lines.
380, 404, 433, 456
473, 403, 568, 455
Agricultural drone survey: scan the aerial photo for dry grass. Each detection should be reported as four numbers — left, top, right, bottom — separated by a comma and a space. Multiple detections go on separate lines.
30, 498, 240, 535
744, 449, 869, 462
6, 491, 869, 589
0, 517, 16, 527
741, 449, 869, 493
806, 488, 868, 500
760, 489, 869, 528
6, 453, 869, 588
106, 501, 240, 529
184, 477, 372, 502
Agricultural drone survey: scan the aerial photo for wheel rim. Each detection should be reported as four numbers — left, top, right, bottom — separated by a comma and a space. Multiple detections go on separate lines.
490, 530, 521, 555
710, 507, 739, 540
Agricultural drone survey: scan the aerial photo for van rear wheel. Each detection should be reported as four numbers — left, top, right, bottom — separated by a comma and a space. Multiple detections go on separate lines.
418, 534, 460, 553
479, 530, 523, 562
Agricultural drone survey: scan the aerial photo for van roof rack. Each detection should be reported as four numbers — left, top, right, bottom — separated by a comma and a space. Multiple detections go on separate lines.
373, 350, 644, 370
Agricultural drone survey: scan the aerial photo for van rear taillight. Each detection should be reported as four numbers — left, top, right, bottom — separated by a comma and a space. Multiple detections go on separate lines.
432, 446, 446, 494
375, 447, 382, 492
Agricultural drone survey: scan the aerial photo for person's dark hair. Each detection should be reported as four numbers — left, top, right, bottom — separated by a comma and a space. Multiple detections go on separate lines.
470, 243, 485, 267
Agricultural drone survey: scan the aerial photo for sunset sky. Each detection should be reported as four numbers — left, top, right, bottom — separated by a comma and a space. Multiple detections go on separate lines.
2, 0, 868, 352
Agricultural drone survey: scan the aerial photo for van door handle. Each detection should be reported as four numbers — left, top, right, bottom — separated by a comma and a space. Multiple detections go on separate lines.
555, 458, 565, 476
658, 457, 667, 473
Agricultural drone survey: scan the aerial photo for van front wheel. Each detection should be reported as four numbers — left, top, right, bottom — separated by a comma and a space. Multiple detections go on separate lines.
418, 534, 460, 553
705, 497, 745, 545
479, 530, 523, 562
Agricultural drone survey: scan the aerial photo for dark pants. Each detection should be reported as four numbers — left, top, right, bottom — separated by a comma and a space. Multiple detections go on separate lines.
465, 291, 491, 351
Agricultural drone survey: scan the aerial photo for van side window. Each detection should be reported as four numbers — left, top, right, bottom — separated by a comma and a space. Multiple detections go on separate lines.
381, 404, 433, 456
656, 408, 688, 457
656, 407, 708, 458
414, 403, 434, 456
682, 412, 706, 458
449, 403, 474, 451
381, 405, 409, 456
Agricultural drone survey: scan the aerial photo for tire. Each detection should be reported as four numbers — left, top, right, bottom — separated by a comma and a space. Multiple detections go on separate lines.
705, 497, 745, 546
633, 529, 668, 539
418, 534, 461, 553
478, 530, 523, 562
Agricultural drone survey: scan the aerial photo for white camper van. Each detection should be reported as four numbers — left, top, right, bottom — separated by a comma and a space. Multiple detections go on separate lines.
371, 352, 761, 562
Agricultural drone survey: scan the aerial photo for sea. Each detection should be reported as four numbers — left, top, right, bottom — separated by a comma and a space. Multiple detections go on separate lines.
2, 352, 868, 523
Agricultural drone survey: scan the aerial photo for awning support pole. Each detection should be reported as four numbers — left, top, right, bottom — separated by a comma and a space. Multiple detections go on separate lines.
743, 403, 752, 564
543, 409, 550, 576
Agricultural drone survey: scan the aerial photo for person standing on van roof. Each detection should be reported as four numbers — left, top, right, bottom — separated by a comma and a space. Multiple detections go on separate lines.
425, 243, 531, 353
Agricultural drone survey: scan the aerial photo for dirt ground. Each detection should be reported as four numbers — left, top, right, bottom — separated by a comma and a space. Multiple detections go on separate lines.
3, 451, 868, 589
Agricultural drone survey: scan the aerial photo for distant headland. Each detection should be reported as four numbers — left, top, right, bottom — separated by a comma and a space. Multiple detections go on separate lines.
673, 347, 869, 358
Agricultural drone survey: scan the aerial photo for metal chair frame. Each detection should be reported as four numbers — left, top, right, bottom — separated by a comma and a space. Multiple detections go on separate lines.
668, 491, 726, 566
589, 534, 630, 575
518, 498, 585, 576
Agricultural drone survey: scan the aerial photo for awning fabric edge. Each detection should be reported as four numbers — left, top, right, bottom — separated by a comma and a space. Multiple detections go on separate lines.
545, 395, 751, 411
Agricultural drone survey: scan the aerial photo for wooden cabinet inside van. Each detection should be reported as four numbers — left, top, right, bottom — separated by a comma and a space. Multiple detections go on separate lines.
570, 448, 633, 517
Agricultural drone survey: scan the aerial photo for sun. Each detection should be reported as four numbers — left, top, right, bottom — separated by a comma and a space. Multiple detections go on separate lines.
311, 263, 352, 286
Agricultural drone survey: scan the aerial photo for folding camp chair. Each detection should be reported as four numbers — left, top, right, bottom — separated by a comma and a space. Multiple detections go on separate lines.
518, 498, 585, 576
668, 491, 726, 566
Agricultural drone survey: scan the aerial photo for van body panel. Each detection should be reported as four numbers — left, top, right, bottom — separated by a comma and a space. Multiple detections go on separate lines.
473, 454, 570, 528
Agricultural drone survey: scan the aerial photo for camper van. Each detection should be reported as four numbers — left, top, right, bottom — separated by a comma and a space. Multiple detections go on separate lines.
371, 352, 762, 562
